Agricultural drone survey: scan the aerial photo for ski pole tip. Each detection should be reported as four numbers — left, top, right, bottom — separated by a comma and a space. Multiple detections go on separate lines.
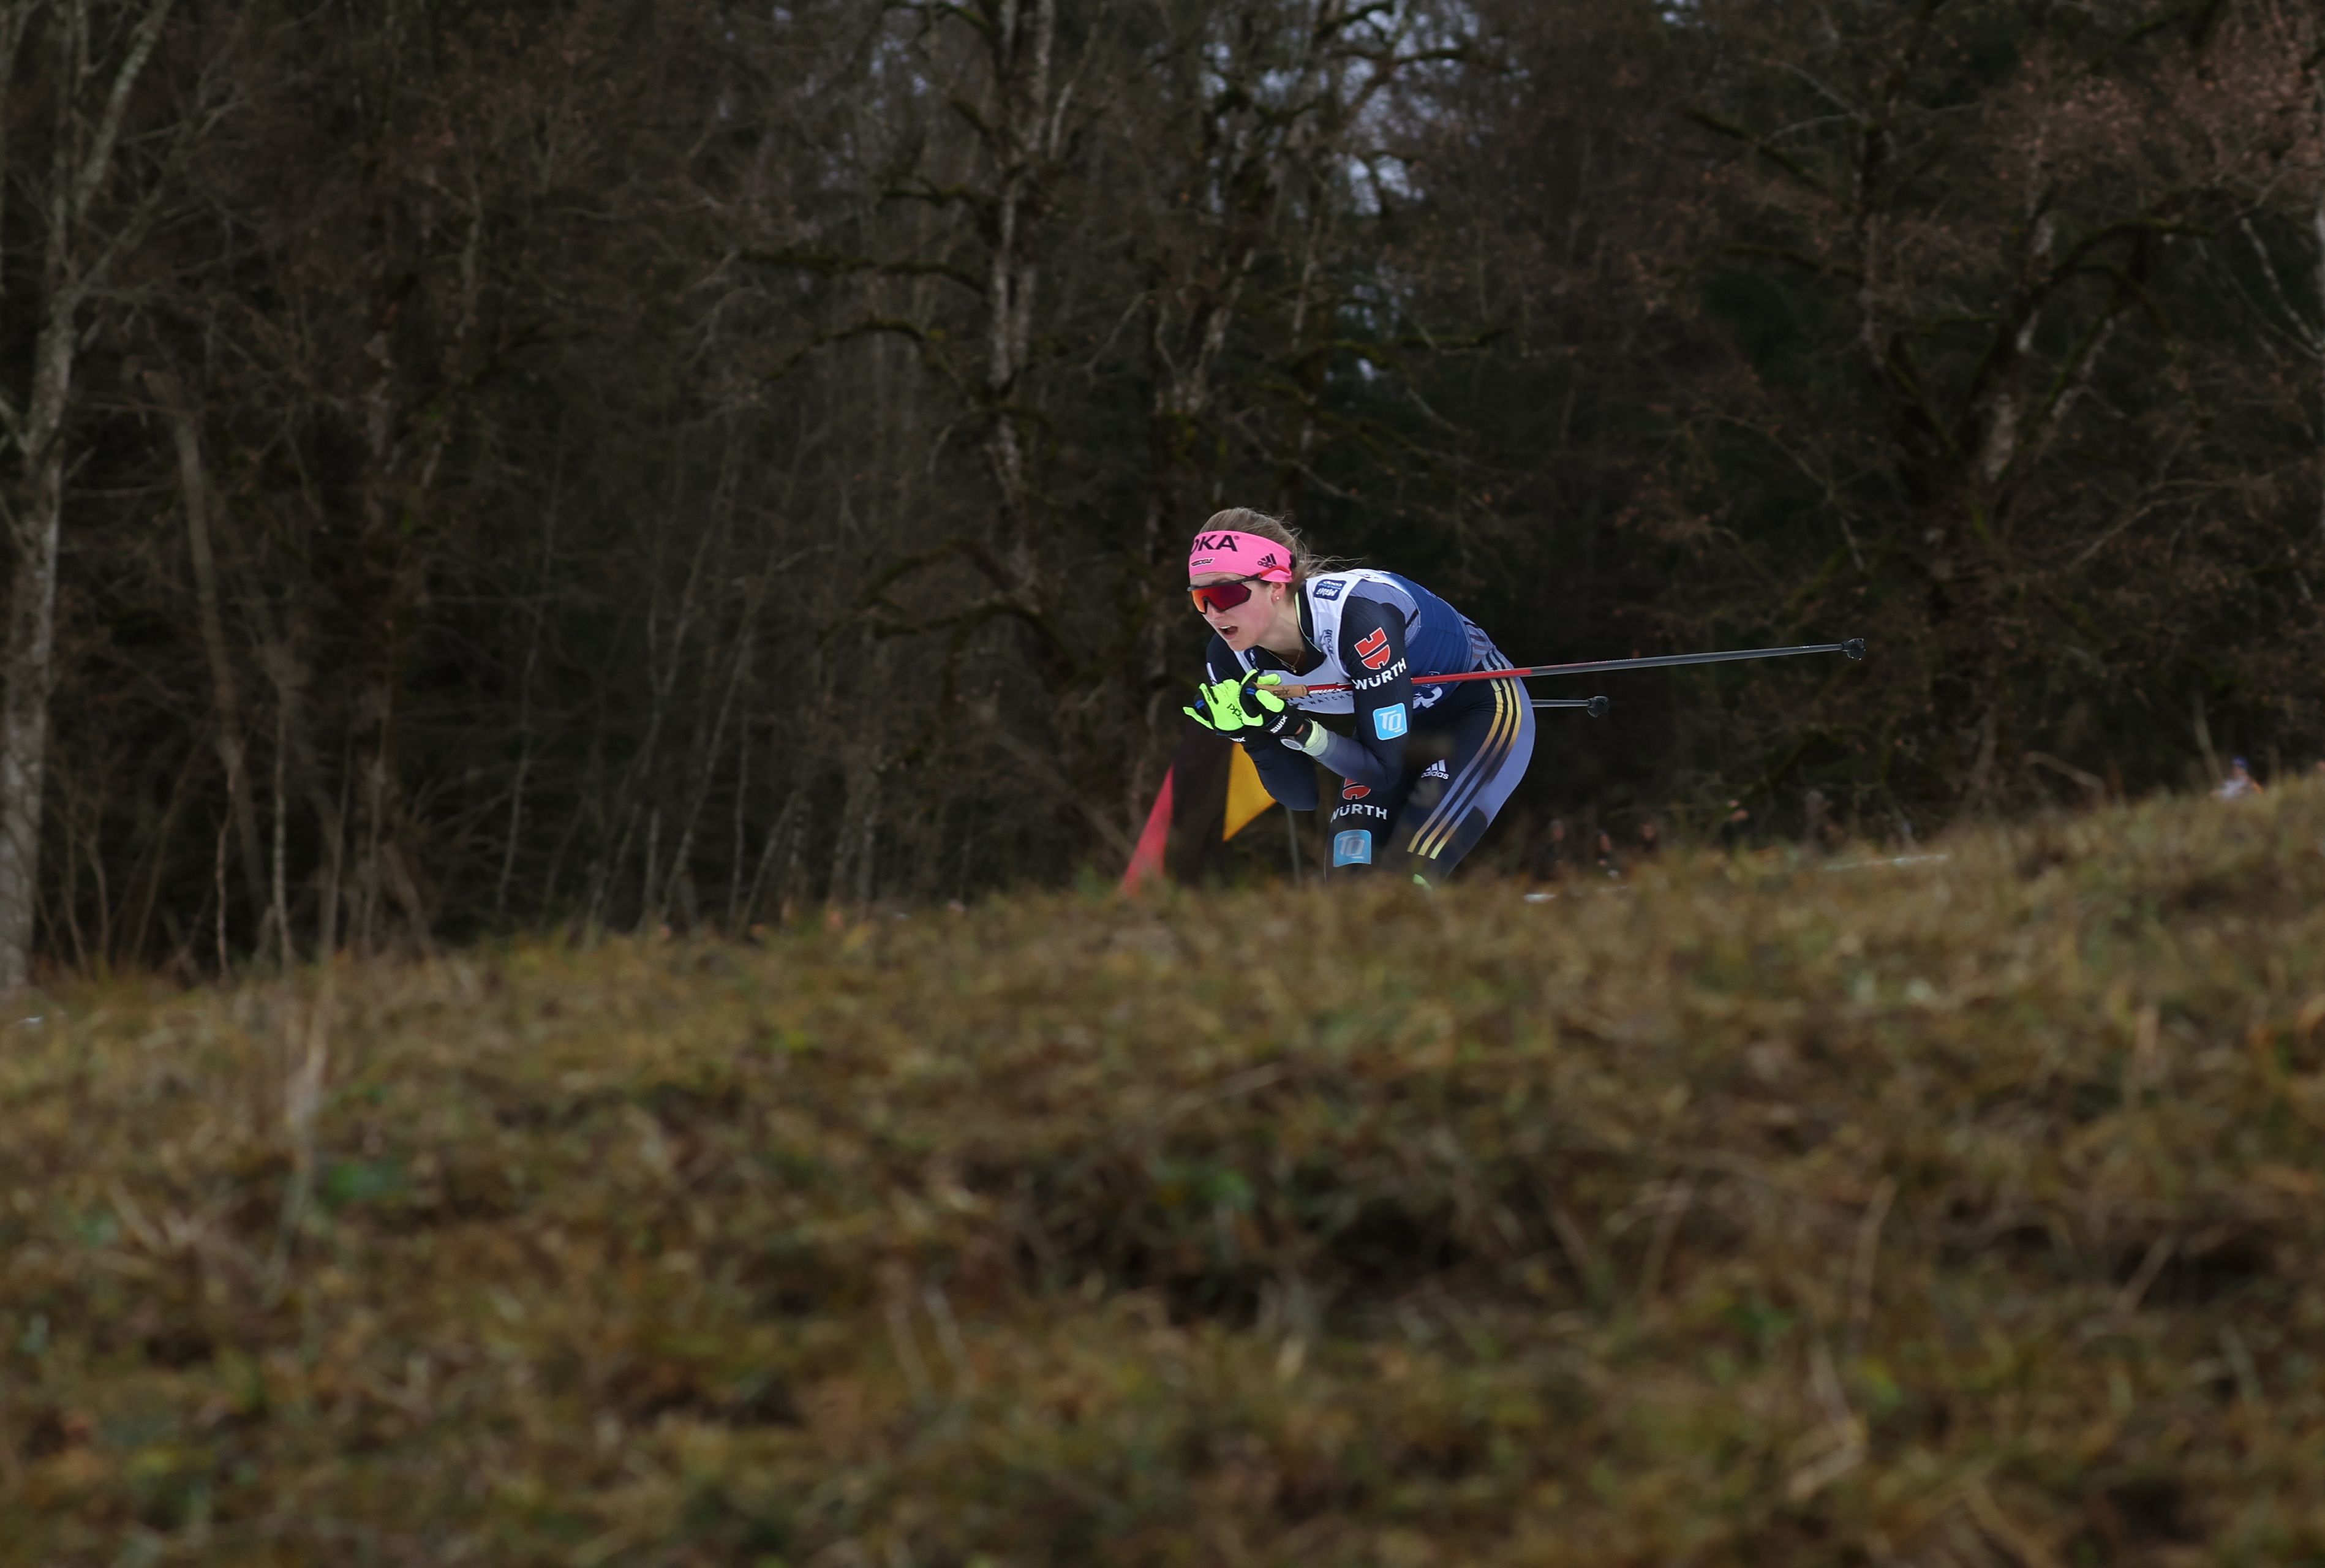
1842, 638, 1867, 661
1586, 695, 1610, 718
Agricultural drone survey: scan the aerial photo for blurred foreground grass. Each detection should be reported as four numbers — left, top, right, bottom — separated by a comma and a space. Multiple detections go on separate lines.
6, 788, 2325, 1567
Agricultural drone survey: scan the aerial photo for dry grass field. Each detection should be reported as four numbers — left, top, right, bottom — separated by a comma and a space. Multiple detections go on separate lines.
5, 786, 2324, 1566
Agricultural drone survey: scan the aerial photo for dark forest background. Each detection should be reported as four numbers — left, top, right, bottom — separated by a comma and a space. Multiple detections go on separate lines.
4, 0, 2323, 978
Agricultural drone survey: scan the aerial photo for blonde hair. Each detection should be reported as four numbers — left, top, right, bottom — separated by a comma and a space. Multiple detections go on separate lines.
1196, 508, 1344, 583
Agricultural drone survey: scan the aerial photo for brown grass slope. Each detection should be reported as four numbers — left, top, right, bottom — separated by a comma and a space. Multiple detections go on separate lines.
4, 788, 2325, 1566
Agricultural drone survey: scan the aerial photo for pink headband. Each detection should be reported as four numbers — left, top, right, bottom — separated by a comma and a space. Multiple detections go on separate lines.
1186, 529, 1296, 582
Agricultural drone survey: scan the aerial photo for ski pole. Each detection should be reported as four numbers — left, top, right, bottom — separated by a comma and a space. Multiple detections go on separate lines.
1534, 696, 1610, 716
1274, 638, 1864, 698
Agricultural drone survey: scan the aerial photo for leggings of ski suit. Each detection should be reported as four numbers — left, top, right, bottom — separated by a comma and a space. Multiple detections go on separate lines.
1204, 571, 1536, 882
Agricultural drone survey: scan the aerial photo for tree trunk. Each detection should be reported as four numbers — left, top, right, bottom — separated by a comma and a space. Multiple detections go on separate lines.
2315, 175, 2324, 548
0, 424, 65, 992
981, 0, 1058, 594
829, 747, 885, 908
155, 378, 269, 933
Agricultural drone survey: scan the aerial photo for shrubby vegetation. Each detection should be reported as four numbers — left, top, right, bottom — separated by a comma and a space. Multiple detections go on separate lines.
5, 785, 2322, 1562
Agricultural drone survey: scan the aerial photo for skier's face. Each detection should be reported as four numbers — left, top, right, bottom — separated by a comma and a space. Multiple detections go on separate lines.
1193, 574, 1285, 653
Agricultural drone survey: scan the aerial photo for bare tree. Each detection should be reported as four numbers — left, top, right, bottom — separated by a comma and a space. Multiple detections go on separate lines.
0, 0, 178, 992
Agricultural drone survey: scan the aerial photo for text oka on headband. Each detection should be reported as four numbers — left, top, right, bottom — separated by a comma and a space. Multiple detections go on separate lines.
1188, 530, 1296, 583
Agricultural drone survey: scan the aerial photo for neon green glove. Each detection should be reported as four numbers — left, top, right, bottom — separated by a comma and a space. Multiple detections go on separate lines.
1185, 676, 1260, 735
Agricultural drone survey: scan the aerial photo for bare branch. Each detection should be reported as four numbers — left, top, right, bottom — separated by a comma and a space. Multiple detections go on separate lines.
0, 0, 36, 307
739, 246, 986, 295
68, 0, 176, 227
1684, 110, 1837, 204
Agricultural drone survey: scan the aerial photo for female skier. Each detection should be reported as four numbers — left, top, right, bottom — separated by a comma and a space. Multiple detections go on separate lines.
1183, 509, 1534, 881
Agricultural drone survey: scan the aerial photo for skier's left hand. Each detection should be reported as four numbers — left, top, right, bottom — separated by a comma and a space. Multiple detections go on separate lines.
1239, 672, 1316, 748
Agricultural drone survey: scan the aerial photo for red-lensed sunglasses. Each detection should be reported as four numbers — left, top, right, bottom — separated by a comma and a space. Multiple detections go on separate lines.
1189, 577, 1263, 614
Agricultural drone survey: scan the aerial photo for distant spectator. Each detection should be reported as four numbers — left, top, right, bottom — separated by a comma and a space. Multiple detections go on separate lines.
1596, 829, 1619, 878
2215, 756, 2264, 801
1718, 798, 1752, 851
1635, 820, 1661, 858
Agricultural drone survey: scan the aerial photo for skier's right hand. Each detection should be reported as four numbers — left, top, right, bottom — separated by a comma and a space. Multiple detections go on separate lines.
1185, 676, 1259, 736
